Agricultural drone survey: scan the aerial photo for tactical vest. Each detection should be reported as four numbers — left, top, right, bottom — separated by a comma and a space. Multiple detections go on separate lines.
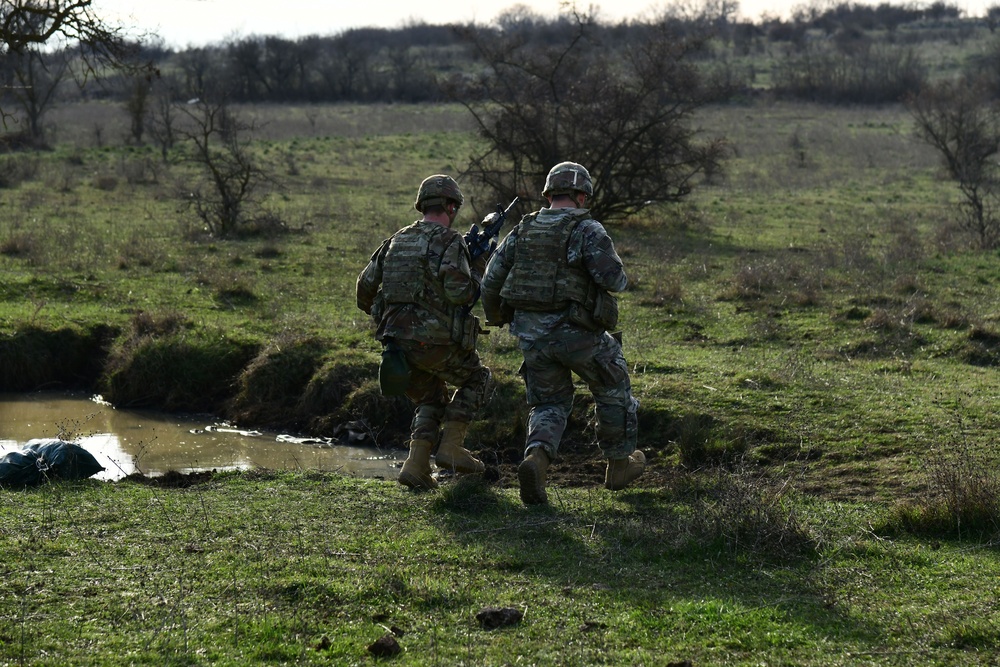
500, 212, 594, 311
381, 223, 452, 320
379, 222, 482, 349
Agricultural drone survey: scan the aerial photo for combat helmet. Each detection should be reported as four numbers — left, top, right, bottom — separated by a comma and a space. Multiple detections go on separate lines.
542, 161, 593, 197
414, 174, 464, 213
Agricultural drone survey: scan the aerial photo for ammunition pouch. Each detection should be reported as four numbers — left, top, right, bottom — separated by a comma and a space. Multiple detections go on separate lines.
451, 310, 484, 350
593, 288, 619, 330
567, 286, 619, 332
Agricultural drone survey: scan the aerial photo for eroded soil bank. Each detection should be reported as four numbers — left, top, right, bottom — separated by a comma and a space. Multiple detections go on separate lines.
0, 320, 681, 490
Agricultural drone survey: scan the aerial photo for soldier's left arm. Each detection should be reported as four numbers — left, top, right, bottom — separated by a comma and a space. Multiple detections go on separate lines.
481, 230, 516, 325
439, 235, 481, 306
579, 220, 629, 293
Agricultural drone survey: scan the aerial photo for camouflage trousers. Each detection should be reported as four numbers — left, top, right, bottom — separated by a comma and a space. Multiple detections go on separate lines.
519, 329, 639, 460
395, 338, 493, 443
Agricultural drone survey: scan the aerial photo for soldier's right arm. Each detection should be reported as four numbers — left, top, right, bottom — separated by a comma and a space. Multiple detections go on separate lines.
481, 230, 517, 325
356, 239, 390, 315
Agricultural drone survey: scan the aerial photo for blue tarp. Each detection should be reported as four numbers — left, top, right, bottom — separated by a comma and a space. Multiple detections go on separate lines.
0, 439, 104, 488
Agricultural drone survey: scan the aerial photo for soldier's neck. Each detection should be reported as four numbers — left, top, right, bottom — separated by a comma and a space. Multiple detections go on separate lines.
421, 212, 452, 228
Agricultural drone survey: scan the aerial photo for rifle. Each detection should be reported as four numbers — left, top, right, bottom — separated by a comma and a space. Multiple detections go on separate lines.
464, 197, 519, 261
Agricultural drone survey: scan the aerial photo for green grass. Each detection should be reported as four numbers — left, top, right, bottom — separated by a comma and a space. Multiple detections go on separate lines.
1, 471, 999, 666
3, 96, 1000, 663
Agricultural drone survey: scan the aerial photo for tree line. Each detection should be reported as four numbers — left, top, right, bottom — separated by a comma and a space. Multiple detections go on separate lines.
7, 0, 1000, 245
1, 0, 992, 121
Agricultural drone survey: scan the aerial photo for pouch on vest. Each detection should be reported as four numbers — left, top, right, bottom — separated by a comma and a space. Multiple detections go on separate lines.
567, 287, 619, 332
451, 311, 484, 351
378, 340, 410, 396
592, 288, 619, 331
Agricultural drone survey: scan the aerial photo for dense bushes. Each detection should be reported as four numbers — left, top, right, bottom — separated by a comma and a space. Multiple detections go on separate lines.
773, 43, 927, 103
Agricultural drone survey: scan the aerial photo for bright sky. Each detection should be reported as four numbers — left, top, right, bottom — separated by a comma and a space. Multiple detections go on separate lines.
96, 0, 992, 48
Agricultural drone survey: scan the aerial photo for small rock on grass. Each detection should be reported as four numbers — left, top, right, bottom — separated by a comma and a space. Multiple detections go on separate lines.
476, 606, 523, 630
367, 633, 402, 658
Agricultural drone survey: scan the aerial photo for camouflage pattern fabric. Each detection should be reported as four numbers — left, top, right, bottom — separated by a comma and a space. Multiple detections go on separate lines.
395, 338, 492, 441
519, 329, 638, 460
482, 206, 638, 459
482, 207, 628, 342
357, 217, 490, 443
357, 221, 480, 345
498, 212, 592, 311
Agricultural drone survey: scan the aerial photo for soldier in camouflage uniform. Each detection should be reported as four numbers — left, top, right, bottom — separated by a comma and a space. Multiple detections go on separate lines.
357, 175, 493, 490
481, 162, 644, 505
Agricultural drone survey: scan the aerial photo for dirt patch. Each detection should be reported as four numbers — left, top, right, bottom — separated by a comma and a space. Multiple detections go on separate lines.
480, 446, 675, 493
123, 470, 216, 488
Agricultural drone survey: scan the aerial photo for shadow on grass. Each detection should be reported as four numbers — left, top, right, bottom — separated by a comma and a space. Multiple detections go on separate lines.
428, 474, 880, 651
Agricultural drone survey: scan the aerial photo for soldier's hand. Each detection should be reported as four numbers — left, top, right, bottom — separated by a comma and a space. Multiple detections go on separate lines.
481, 212, 501, 226
471, 252, 489, 275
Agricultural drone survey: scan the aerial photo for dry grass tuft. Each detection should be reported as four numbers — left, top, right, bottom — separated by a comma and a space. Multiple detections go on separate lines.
884, 439, 1000, 540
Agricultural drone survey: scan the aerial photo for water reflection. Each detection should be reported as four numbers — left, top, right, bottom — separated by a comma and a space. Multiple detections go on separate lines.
0, 392, 402, 481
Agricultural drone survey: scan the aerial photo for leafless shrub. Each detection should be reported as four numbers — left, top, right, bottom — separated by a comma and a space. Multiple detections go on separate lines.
639, 273, 684, 308
819, 222, 876, 272
0, 231, 41, 262
886, 437, 1000, 539
44, 163, 79, 193
674, 463, 817, 559
961, 325, 1000, 366
0, 154, 39, 188
117, 232, 165, 270
909, 76, 1000, 250
774, 42, 926, 104
726, 260, 781, 300
118, 155, 160, 185
93, 173, 118, 191
452, 9, 727, 221
176, 99, 280, 238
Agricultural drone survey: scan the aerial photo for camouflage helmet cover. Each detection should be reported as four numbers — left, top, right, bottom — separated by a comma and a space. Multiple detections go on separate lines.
542, 161, 593, 197
414, 174, 464, 212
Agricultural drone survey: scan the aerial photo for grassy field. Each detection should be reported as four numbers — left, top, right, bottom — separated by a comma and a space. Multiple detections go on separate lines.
2, 97, 1000, 664
2, 470, 999, 666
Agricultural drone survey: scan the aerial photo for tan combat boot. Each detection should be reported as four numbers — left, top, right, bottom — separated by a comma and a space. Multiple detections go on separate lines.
518, 447, 551, 505
435, 421, 485, 474
398, 439, 438, 490
604, 450, 646, 491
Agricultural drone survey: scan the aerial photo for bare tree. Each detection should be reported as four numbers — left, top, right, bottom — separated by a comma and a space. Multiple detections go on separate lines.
909, 77, 1000, 249
0, 0, 146, 125
177, 99, 277, 237
989, 4, 1000, 33
452, 9, 727, 221
122, 71, 151, 144
147, 75, 179, 162
3, 46, 70, 142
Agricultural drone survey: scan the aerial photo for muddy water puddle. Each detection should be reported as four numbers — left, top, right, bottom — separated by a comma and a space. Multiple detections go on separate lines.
0, 392, 402, 481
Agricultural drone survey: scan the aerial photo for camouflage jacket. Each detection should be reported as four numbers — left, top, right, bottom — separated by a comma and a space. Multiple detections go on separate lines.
481, 207, 628, 344
356, 220, 481, 345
